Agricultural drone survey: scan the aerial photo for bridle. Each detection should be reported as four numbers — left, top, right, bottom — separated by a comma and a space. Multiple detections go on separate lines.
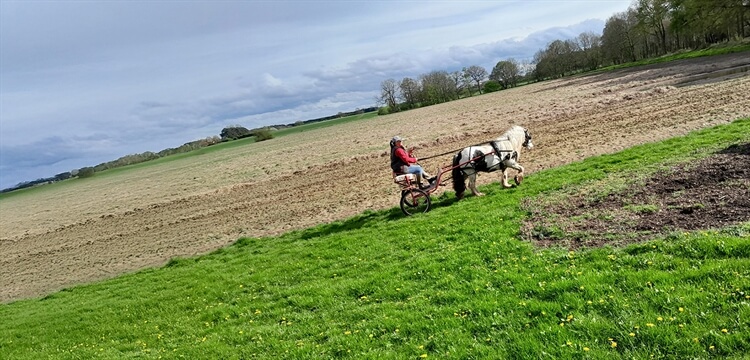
522, 129, 532, 147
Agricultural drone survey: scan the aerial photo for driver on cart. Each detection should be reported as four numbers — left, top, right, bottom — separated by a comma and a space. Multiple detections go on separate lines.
390, 135, 435, 189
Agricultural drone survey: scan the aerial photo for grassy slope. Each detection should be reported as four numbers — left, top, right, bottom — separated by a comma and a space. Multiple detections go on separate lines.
598, 42, 750, 72
1, 119, 748, 359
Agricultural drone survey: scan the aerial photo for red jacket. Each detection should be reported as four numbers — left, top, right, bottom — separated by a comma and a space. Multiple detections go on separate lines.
390, 145, 417, 173
394, 147, 417, 165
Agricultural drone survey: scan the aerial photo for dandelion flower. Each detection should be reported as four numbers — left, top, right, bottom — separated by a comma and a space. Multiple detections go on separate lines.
679, 307, 684, 312
647, 323, 655, 327
629, 333, 635, 337
420, 354, 428, 358
611, 341, 617, 348
721, 329, 728, 334
657, 316, 663, 321
583, 347, 590, 352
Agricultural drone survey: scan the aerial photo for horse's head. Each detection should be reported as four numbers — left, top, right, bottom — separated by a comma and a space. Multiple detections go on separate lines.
522, 128, 533, 150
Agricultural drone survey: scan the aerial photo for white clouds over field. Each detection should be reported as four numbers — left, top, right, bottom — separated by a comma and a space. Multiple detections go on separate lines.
0, 0, 630, 188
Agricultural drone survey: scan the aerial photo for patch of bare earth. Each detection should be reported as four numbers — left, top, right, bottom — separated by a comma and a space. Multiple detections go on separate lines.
1, 52, 749, 302
522, 143, 750, 249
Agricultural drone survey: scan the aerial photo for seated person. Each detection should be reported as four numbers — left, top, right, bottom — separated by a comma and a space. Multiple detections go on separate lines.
389, 135, 434, 188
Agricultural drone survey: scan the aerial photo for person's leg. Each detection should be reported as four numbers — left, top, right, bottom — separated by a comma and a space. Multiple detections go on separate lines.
407, 165, 427, 187
408, 165, 432, 179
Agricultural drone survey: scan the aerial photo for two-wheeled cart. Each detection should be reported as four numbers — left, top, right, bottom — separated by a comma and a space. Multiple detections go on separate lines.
393, 146, 513, 216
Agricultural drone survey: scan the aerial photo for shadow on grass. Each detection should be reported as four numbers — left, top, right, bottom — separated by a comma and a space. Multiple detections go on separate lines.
298, 208, 404, 239
294, 191, 464, 240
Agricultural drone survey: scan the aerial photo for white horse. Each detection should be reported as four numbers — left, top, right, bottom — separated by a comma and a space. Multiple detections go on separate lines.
451, 125, 533, 199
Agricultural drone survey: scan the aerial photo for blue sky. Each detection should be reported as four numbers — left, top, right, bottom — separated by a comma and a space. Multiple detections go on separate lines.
0, 0, 631, 189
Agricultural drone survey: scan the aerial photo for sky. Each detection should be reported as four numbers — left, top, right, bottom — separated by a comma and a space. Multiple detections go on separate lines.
0, 0, 632, 189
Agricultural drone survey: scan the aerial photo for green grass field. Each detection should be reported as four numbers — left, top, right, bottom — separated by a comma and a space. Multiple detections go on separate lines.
0, 111, 379, 201
599, 42, 750, 72
1, 119, 748, 359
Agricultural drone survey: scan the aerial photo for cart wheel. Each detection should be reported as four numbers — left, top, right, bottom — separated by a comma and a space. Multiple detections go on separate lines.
400, 188, 431, 216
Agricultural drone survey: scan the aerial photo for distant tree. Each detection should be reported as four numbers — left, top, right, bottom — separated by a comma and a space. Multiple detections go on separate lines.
533, 39, 579, 79
419, 70, 455, 105
576, 31, 603, 70
252, 128, 274, 142
636, 0, 670, 56
449, 70, 467, 97
490, 59, 520, 89
220, 125, 252, 140
199, 136, 222, 147
76, 167, 95, 178
399, 77, 420, 109
378, 79, 399, 112
463, 65, 488, 95
54, 172, 72, 181
483, 80, 502, 93
602, 11, 639, 64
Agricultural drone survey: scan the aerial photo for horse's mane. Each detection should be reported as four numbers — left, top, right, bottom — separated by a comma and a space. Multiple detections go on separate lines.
495, 125, 526, 150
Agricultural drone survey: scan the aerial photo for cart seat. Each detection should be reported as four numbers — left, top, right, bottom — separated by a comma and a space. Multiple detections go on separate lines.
393, 172, 417, 189
394, 173, 416, 183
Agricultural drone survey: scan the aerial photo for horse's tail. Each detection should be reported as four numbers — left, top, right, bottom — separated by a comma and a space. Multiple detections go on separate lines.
452, 153, 466, 199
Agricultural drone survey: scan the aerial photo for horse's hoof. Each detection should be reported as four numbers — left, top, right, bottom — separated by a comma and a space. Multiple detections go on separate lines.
514, 174, 524, 185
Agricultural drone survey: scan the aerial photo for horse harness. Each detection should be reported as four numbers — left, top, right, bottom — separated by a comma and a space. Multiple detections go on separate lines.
465, 138, 517, 174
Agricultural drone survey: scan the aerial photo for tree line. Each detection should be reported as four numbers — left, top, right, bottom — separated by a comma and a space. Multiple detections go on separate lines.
378, 0, 749, 112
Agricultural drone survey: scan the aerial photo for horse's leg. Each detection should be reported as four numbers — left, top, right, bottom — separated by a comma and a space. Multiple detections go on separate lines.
506, 162, 525, 186
501, 168, 512, 188
468, 173, 484, 196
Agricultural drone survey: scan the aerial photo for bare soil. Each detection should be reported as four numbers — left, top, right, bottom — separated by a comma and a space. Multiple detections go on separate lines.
1, 52, 749, 303
522, 142, 750, 249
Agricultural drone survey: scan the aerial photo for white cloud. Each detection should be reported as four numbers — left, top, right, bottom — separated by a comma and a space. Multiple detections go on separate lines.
0, 0, 631, 188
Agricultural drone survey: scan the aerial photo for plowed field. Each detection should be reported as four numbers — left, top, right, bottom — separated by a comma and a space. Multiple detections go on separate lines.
2, 52, 749, 302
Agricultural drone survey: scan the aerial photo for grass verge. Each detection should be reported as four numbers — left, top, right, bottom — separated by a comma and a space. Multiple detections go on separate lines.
599, 41, 750, 72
